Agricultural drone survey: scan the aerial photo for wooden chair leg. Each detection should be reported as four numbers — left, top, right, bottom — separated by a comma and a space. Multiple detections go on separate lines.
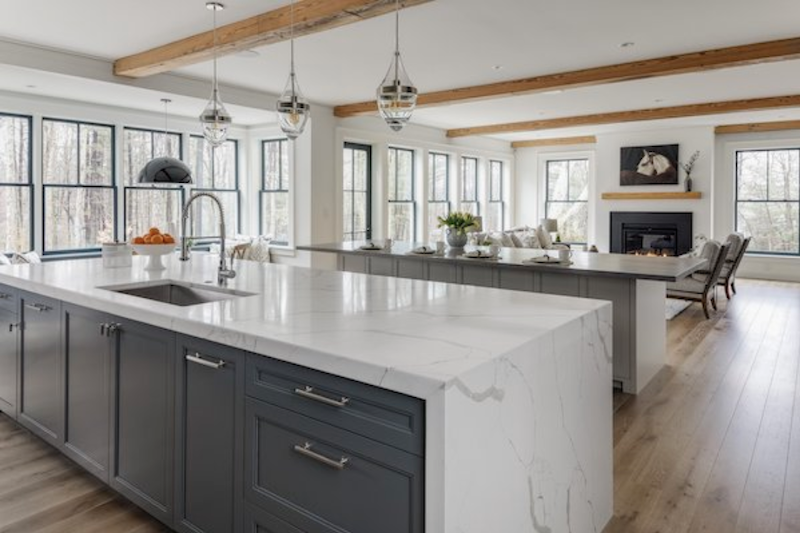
702, 297, 711, 319
725, 281, 732, 300
711, 290, 718, 311
731, 280, 737, 294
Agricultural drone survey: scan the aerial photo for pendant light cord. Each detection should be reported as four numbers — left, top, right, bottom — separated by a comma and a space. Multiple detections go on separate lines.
290, 0, 296, 78
394, 0, 400, 82
212, 5, 219, 97
162, 99, 171, 136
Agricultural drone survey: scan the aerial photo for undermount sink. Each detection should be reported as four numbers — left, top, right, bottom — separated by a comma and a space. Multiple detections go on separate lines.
101, 281, 255, 307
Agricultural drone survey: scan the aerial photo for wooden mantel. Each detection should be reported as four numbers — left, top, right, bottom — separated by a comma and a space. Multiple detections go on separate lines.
601, 191, 702, 200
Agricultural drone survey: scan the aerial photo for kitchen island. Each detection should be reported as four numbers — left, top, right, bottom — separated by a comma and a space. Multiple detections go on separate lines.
0, 255, 612, 533
300, 241, 707, 394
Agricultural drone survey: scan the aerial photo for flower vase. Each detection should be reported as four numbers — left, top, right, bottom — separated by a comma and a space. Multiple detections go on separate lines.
445, 228, 468, 248
685, 175, 693, 192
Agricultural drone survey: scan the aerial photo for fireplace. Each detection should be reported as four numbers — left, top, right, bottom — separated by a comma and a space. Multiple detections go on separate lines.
610, 212, 693, 256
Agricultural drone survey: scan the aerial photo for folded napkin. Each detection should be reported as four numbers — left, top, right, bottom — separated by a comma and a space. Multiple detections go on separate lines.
463, 250, 496, 259
412, 246, 435, 254
359, 243, 383, 251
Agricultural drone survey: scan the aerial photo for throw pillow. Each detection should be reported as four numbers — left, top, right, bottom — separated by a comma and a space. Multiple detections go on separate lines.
247, 237, 272, 263
0, 254, 10, 266
520, 230, 541, 249
10, 252, 29, 264
536, 225, 553, 249
509, 232, 524, 248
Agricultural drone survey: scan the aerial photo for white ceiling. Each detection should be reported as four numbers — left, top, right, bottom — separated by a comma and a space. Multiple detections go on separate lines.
3, 0, 800, 138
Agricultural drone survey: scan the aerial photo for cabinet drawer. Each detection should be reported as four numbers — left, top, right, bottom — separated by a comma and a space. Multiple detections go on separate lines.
245, 399, 424, 533
246, 355, 424, 456
245, 503, 311, 533
0, 285, 16, 313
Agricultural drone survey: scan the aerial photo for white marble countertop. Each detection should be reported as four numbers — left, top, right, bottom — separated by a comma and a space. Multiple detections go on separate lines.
299, 241, 707, 282
0, 255, 609, 400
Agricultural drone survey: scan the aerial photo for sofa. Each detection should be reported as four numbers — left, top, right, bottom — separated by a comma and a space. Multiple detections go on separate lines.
471, 225, 568, 250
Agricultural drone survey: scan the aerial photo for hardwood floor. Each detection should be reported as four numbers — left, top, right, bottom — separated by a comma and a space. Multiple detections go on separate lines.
0, 416, 168, 532
0, 279, 798, 532
608, 279, 800, 533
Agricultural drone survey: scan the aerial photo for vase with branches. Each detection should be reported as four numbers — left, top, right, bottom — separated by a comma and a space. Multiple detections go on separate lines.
680, 150, 700, 192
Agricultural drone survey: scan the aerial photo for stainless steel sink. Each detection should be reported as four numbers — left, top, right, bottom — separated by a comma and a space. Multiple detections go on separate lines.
102, 281, 255, 307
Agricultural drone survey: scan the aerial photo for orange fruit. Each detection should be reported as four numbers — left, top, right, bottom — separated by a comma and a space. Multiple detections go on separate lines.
143, 235, 153, 244
148, 227, 160, 236
133, 236, 145, 245
151, 235, 164, 244
163, 235, 175, 244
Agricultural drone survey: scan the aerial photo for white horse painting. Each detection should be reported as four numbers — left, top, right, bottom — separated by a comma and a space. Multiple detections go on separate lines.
636, 150, 673, 177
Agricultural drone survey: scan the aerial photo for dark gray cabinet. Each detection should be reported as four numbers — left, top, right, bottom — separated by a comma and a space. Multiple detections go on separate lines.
175, 335, 244, 533
0, 285, 19, 418
18, 291, 62, 447
111, 319, 176, 525
62, 304, 114, 482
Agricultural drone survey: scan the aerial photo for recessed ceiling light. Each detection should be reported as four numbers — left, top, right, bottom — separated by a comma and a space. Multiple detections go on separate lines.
542, 89, 564, 95
654, 98, 664, 103
25, 84, 37, 89
492, 65, 504, 71
619, 42, 635, 48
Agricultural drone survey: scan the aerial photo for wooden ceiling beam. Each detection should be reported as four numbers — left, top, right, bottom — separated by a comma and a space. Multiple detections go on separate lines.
334, 36, 800, 118
511, 136, 597, 149
446, 95, 800, 138
114, 0, 433, 78
715, 120, 800, 134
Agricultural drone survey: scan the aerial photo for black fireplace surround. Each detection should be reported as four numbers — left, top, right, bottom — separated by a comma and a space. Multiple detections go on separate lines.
610, 212, 693, 256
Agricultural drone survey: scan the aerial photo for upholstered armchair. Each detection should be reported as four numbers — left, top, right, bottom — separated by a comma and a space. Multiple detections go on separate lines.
717, 234, 751, 299
667, 240, 730, 319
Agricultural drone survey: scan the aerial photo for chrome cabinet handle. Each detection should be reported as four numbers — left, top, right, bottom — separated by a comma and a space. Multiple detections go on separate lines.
186, 353, 226, 369
100, 323, 108, 336
0, 292, 11, 300
293, 442, 349, 470
24, 303, 51, 313
106, 323, 122, 336
8, 323, 20, 333
294, 386, 350, 408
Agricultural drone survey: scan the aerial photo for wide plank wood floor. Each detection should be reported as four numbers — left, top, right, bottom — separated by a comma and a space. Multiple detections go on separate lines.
0, 416, 169, 532
1, 279, 799, 532
607, 279, 800, 533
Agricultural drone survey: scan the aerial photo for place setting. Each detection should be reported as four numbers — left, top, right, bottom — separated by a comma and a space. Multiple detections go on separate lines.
524, 249, 573, 266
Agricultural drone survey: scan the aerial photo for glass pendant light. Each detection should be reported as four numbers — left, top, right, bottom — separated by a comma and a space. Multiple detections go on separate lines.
376, 0, 418, 132
276, 0, 310, 139
199, 1, 232, 147
139, 98, 192, 184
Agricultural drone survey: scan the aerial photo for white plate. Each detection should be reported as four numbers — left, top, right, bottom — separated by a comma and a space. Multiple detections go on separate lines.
526, 257, 572, 266
411, 247, 436, 255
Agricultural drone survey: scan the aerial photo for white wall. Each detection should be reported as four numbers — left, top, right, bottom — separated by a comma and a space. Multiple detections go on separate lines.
516, 126, 715, 252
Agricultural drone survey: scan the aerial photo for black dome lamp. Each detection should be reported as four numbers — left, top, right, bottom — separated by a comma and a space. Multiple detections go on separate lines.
138, 98, 194, 185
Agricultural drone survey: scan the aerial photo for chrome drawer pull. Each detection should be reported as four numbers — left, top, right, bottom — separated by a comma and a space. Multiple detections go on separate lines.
294, 386, 350, 408
24, 303, 51, 313
293, 442, 349, 470
8, 323, 20, 332
0, 292, 11, 300
186, 353, 226, 369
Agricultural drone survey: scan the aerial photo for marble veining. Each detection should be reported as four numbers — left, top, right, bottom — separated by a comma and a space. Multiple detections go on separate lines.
0, 255, 613, 532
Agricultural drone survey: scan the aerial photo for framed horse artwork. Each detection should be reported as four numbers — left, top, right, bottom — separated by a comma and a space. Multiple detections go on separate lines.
620, 144, 679, 186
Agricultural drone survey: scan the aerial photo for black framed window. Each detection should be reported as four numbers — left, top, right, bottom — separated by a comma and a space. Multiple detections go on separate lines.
545, 158, 589, 244
188, 136, 240, 242
0, 114, 32, 253
428, 152, 450, 235
343, 142, 372, 242
736, 149, 799, 255
485, 160, 506, 231
42, 118, 115, 254
388, 147, 416, 242
261, 139, 290, 245
122, 127, 184, 240
460, 156, 479, 216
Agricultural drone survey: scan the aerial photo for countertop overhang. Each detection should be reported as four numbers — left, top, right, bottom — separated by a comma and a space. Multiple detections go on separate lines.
299, 241, 707, 282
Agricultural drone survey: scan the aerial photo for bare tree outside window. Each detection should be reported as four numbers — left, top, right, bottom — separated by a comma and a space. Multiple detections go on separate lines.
261, 139, 290, 245
460, 157, 479, 216
545, 159, 589, 243
388, 147, 415, 242
0, 114, 32, 253
42, 119, 115, 252
343, 143, 371, 242
188, 137, 239, 242
485, 160, 506, 231
123, 128, 183, 239
736, 149, 799, 254
428, 152, 450, 236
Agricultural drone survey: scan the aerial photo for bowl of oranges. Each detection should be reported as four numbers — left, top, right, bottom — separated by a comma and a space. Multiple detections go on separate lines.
131, 228, 177, 271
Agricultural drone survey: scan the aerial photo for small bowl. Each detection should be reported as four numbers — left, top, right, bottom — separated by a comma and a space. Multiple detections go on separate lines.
132, 244, 176, 271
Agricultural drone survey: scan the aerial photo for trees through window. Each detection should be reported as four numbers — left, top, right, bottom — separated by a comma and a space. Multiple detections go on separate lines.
343, 143, 371, 242
42, 119, 115, 253
261, 139, 290, 245
188, 136, 239, 242
485, 160, 506, 231
545, 158, 589, 244
388, 147, 416, 242
428, 152, 450, 235
736, 149, 799, 254
460, 157, 479, 216
0, 114, 32, 253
